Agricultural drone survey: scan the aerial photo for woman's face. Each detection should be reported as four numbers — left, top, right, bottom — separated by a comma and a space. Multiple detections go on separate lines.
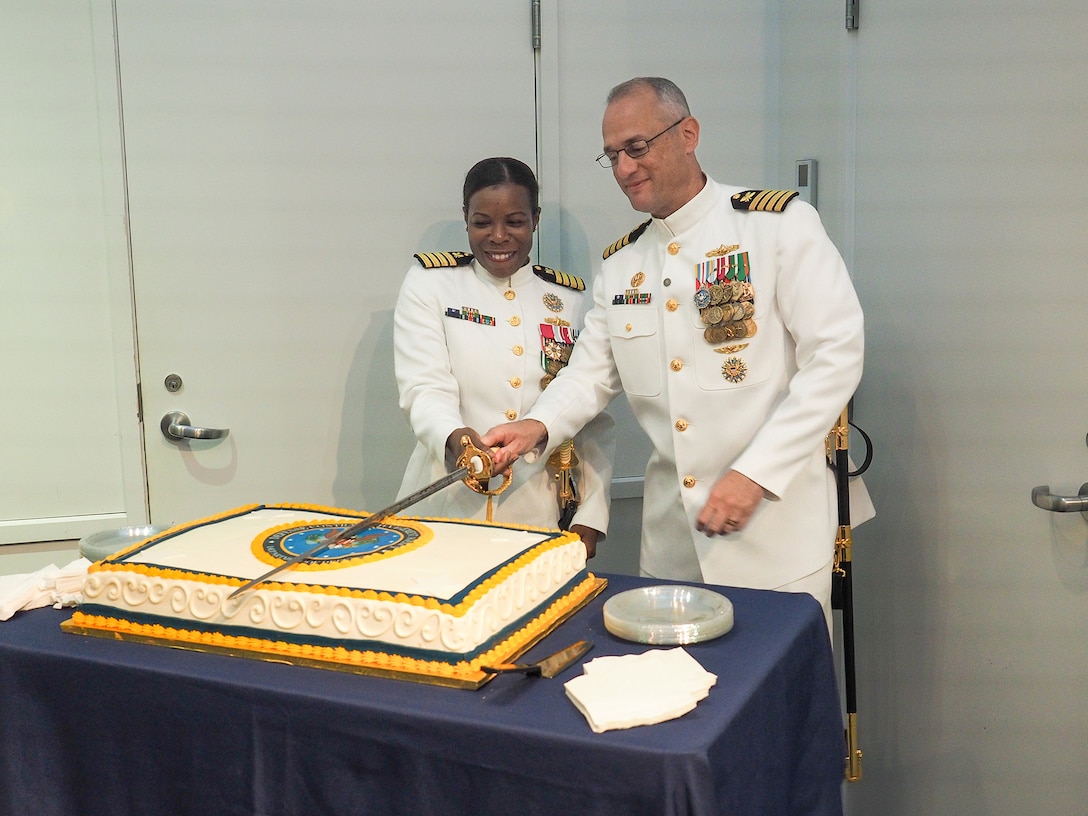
464, 182, 539, 279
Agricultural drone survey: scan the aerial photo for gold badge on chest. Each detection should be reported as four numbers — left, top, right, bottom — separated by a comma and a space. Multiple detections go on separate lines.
721, 356, 748, 383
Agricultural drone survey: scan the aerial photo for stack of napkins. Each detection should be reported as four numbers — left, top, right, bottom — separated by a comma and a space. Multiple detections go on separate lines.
0, 558, 91, 621
564, 647, 717, 733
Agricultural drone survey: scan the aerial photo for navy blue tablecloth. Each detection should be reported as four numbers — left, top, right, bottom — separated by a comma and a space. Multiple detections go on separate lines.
0, 574, 843, 816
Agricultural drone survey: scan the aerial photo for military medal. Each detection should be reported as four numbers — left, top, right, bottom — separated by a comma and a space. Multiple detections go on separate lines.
613, 289, 651, 305
542, 292, 563, 312
701, 305, 725, 326
721, 356, 748, 383
539, 322, 578, 388
445, 306, 496, 326
704, 326, 728, 344
544, 357, 565, 375
694, 245, 757, 351
617, 270, 651, 304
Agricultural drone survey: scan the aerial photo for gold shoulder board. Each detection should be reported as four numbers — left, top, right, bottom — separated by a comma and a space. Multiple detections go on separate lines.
533, 265, 585, 291
602, 219, 651, 260
730, 190, 800, 213
414, 251, 474, 269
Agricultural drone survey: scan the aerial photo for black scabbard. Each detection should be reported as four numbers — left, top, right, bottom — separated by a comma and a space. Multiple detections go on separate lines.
835, 443, 857, 715
558, 499, 577, 531
832, 412, 863, 782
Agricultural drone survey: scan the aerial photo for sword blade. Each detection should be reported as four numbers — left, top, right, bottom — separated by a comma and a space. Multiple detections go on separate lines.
227, 464, 474, 600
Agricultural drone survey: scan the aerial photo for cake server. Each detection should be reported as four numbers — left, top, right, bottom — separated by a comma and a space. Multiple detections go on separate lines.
227, 439, 493, 600
481, 640, 594, 678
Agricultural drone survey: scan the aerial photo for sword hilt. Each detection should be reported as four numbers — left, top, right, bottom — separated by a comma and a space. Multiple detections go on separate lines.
547, 440, 578, 504
457, 435, 512, 498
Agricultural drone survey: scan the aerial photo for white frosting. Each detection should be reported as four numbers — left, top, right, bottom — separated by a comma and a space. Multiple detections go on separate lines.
82, 506, 588, 658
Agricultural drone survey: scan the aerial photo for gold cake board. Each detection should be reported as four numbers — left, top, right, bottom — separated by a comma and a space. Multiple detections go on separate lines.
61, 576, 607, 691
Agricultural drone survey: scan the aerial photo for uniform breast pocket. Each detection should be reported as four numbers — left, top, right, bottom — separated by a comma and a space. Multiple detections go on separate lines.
607, 307, 661, 397
693, 327, 776, 392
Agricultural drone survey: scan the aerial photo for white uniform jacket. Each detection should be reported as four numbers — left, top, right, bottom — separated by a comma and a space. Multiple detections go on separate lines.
526, 179, 864, 588
394, 256, 614, 533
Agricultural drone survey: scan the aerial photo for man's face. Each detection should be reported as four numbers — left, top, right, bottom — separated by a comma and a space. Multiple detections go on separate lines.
601, 86, 696, 219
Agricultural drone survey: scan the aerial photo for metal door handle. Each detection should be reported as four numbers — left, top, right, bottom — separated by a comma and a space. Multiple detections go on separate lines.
1031, 483, 1088, 512
160, 411, 230, 441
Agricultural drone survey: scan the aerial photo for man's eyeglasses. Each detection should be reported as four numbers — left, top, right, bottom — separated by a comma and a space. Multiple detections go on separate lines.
595, 118, 686, 168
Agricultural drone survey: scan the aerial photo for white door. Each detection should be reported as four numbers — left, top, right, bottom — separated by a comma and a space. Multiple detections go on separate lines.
845, 3, 1088, 812
0, 2, 143, 547
116, 2, 538, 525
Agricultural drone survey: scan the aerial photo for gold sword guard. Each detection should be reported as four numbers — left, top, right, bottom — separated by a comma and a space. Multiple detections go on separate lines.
457, 435, 512, 522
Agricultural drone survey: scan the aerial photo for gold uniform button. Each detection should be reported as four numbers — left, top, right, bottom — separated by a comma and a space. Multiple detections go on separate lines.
505, 409, 518, 421
509, 377, 522, 388
675, 419, 688, 432
666, 298, 679, 312
504, 290, 516, 301
682, 476, 696, 488
509, 315, 521, 326
667, 242, 680, 255
512, 345, 524, 356
670, 358, 683, 371
625, 323, 633, 332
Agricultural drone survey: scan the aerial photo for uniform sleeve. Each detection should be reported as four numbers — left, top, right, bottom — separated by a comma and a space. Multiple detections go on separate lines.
567, 409, 615, 535
393, 264, 465, 464
729, 201, 864, 497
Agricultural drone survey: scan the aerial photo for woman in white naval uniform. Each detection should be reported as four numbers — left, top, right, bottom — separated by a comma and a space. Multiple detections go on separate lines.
393, 157, 613, 555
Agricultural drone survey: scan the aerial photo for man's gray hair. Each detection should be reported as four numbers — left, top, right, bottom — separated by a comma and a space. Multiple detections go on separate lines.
606, 77, 691, 119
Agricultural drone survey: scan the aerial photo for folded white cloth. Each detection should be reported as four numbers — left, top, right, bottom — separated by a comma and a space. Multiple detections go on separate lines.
0, 558, 91, 621
564, 647, 717, 733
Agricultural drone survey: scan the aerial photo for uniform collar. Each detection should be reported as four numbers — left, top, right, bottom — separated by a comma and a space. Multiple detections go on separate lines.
655, 175, 717, 238
472, 259, 534, 289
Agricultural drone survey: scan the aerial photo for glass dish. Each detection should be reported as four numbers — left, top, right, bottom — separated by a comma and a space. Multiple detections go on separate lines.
79, 525, 168, 563
602, 584, 734, 645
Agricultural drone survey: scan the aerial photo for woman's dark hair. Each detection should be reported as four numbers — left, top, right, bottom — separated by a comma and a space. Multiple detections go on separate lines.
462, 157, 539, 211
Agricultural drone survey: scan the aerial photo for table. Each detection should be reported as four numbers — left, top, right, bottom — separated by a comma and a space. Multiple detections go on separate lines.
0, 574, 844, 816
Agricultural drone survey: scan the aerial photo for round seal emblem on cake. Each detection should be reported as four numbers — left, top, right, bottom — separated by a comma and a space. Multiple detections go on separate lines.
253, 519, 432, 571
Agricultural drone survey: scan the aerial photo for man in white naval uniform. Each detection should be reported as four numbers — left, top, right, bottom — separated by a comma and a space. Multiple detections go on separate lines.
482, 78, 864, 623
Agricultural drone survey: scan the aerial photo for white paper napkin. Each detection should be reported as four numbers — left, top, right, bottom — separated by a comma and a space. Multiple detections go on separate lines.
0, 558, 91, 621
564, 647, 717, 733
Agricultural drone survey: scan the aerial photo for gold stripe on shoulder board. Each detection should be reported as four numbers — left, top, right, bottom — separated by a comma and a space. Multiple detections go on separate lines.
730, 190, 799, 213
414, 251, 474, 268
533, 265, 586, 291
602, 219, 652, 259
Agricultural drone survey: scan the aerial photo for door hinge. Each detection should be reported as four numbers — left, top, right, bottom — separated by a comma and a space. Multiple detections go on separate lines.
531, 0, 541, 49
136, 381, 144, 423
846, 0, 859, 30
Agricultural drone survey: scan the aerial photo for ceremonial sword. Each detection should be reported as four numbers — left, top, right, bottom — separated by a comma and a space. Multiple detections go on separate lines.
829, 406, 865, 783
227, 442, 491, 600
